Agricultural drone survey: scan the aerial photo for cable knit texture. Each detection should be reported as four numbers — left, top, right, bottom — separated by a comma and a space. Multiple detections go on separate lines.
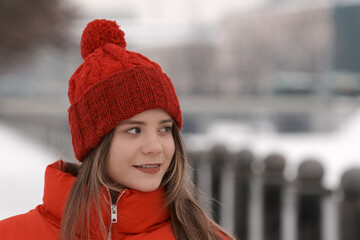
0, 161, 175, 240
68, 19, 182, 161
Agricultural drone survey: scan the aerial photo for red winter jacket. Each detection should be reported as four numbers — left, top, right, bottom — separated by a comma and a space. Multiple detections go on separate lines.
0, 160, 175, 240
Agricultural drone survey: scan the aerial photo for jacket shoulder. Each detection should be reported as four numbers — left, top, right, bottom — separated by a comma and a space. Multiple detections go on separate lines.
0, 206, 59, 240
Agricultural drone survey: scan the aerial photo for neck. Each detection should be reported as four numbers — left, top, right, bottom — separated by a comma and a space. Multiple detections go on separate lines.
108, 188, 125, 204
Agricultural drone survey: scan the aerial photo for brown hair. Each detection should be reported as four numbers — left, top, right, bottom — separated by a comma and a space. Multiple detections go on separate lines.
60, 125, 235, 240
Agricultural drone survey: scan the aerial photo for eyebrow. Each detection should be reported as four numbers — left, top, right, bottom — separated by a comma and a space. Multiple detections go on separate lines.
119, 118, 174, 126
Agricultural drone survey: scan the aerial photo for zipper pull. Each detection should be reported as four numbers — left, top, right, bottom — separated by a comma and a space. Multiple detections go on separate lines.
111, 205, 117, 223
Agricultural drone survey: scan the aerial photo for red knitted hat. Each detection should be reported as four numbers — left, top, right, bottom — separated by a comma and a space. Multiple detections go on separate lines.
68, 19, 182, 161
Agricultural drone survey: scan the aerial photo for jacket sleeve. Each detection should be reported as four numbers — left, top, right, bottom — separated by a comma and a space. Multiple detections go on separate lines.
0, 206, 59, 240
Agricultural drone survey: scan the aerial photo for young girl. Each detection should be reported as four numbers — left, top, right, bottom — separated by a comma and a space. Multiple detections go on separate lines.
0, 19, 235, 240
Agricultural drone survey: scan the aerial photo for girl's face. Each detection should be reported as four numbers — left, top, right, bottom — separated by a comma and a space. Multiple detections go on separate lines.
106, 109, 175, 192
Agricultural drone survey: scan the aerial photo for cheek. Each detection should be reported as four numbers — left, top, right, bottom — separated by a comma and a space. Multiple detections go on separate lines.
106, 139, 129, 177
108, 137, 131, 161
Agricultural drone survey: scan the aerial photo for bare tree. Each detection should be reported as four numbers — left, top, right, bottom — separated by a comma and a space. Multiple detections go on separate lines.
0, 0, 76, 73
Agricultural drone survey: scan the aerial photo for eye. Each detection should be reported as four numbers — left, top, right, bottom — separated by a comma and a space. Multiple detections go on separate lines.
127, 127, 141, 134
159, 126, 173, 133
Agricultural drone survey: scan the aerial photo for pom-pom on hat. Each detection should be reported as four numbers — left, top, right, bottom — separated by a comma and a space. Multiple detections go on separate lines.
68, 19, 182, 161
80, 19, 126, 60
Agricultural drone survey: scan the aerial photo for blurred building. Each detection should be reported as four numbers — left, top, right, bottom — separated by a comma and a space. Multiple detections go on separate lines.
217, 4, 333, 95
141, 2, 360, 97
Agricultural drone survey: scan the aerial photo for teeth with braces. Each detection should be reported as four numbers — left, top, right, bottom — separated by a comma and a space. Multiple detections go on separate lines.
135, 164, 159, 168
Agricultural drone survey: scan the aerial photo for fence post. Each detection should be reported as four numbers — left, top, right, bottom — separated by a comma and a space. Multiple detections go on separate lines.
233, 149, 254, 240
296, 159, 325, 240
262, 153, 286, 240
209, 145, 228, 224
187, 149, 214, 217
187, 150, 201, 189
338, 168, 360, 240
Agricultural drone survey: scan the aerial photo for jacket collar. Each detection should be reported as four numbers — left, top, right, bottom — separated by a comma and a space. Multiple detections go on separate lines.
40, 160, 171, 235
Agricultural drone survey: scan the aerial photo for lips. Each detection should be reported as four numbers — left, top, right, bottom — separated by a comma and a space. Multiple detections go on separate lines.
133, 164, 161, 174
134, 164, 160, 168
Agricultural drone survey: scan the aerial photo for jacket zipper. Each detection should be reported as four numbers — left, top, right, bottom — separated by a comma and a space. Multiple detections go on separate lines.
107, 189, 126, 240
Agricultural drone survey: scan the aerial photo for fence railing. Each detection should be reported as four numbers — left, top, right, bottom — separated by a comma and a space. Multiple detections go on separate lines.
188, 146, 360, 240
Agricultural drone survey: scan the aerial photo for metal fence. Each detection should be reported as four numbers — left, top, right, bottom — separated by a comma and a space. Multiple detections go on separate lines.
188, 146, 360, 240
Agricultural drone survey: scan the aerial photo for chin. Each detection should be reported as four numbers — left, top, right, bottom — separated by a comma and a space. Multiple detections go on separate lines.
132, 183, 161, 192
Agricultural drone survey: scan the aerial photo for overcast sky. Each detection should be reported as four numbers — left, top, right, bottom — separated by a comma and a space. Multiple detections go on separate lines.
69, 0, 264, 25
64, 0, 268, 47
67, 0, 360, 25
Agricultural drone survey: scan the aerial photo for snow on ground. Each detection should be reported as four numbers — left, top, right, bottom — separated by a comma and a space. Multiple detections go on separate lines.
0, 122, 57, 220
185, 108, 360, 189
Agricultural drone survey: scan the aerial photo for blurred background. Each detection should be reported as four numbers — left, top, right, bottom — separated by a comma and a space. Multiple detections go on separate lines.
1, 0, 360, 239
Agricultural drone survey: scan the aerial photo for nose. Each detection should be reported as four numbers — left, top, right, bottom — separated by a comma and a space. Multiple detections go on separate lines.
141, 134, 163, 155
